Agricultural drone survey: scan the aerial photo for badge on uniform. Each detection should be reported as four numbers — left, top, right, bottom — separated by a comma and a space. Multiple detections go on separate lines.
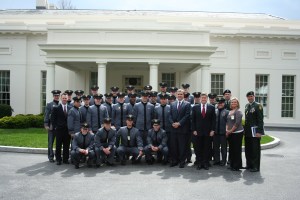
127, 136, 130, 140
250, 108, 255, 113
231, 115, 235, 120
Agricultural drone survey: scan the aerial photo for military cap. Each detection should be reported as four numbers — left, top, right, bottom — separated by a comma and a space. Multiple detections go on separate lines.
126, 114, 134, 121
144, 84, 152, 90
117, 92, 126, 98
51, 90, 61, 95
192, 92, 201, 98
74, 90, 84, 95
246, 91, 255, 97
181, 83, 190, 89
208, 93, 217, 99
126, 85, 135, 90
152, 119, 161, 126
81, 94, 91, 100
149, 91, 158, 97
93, 93, 103, 99
140, 91, 149, 97
104, 93, 113, 98
168, 95, 176, 100
223, 89, 231, 95
90, 85, 99, 90
110, 86, 119, 92
158, 93, 169, 99
217, 97, 226, 103
159, 82, 168, 87
169, 87, 178, 92
128, 93, 137, 98
64, 90, 73, 95
72, 96, 81, 102
81, 122, 89, 128
103, 118, 112, 124
184, 93, 190, 98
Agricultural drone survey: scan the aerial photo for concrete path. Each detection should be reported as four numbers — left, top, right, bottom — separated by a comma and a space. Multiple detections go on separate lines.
0, 131, 299, 200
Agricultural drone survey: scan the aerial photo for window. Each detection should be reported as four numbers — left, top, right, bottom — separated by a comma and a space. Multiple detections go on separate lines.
90, 72, 98, 89
162, 73, 175, 90
124, 76, 143, 93
0, 70, 10, 105
281, 75, 295, 118
41, 71, 47, 113
255, 75, 269, 117
211, 74, 224, 96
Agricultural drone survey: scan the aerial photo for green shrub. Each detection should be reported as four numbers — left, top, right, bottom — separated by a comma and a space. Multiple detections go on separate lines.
0, 114, 44, 129
0, 104, 13, 119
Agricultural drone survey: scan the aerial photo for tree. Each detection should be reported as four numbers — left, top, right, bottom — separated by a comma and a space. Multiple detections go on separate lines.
57, 0, 76, 9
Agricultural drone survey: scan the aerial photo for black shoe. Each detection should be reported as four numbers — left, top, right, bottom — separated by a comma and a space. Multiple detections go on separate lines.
203, 165, 209, 170
231, 168, 241, 171
196, 165, 202, 170
194, 161, 199, 166
170, 162, 178, 167
250, 168, 259, 172
147, 160, 154, 165
220, 161, 226, 166
63, 160, 70, 164
162, 160, 168, 165
242, 166, 251, 169
56, 161, 61, 165
121, 160, 126, 165
213, 161, 220, 165
49, 158, 55, 163
179, 163, 185, 168
75, 165, 79, 169
106, 162, 115, 166
186, 159, 192, 164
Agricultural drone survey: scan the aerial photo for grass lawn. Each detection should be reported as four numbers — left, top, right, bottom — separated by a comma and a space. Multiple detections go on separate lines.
0, 128, 274, 148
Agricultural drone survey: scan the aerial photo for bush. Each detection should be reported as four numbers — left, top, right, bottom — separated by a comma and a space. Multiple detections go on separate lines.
0, 104, 13, 119
0, 114, 44, 129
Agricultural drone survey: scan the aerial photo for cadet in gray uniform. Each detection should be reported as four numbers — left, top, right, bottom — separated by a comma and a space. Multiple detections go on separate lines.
149, 91, 159, 107
79, 95, 91, 123
126, 93, 138, 115
94, 118, 116, 167
124, 85, 140, 103
67, 96, 82, 138
89, 85, 99, 106
65, 90, 73, 106
110, 86, 119, 104
44, 89, 61, 162
103, 93, 113, 117
112, 92, 128, 130
71, 123, 95, 169
144, 119, 168, 165
133, 91, 155, 146
87, 93, 109, 133
182, 84, 194, 104
116, 115, 143, 165
74, 90, 84, 98
157, 82, 170, 103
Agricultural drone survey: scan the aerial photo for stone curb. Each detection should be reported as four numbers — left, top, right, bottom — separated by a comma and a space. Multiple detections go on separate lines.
0, 135, 280, 154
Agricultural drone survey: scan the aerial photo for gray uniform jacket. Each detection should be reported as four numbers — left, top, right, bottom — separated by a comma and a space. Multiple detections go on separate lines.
94, 127, 116, 150
116, 126, 143, 150
67, 107, 82, 134
146, 128, 168, 150
215, 108, 229, 135
44, 100, 59, 128
79, 105, 90, 123
157, 92, 170, 103
126, 103, 135, 115
102, 102, 113, 118
133, 102, 155, 131
154, 104, 171, 132
125, 96, 140, 103
72, 132, 95, 153
87, 104, 109, 132
112, 103, 129, 130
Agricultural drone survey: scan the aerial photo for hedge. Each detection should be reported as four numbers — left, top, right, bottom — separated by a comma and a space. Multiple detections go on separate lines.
0, 114, 44, 129
0, 104, 13, 119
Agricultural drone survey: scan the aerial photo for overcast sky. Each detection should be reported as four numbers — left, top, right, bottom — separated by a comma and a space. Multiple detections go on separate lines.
1, 0, 300, 20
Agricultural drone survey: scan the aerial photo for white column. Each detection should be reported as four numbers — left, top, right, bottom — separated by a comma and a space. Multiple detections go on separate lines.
46, 62, 55, 103
97, 62, 107, 94
201, 65, 210, 93
149, 62, 159, 91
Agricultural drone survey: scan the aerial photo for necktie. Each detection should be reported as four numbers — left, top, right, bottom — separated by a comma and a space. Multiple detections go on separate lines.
63, 105, 67, 116
96, 105, 100, 129
202, 104, 206, 118
127, 128, 131, 147
162, 106, 165, 130
178, 101, 181, 113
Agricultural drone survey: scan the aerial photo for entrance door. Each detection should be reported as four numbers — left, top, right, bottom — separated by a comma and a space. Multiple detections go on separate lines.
123, 76, 143, 93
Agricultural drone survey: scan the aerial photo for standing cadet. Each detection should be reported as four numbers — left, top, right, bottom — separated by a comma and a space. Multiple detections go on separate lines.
94, 118, 116, 167
71, 123, 95, 169
65, 90, 73, 105
157, 82, 169, 103
133, 91, 155, 146
125, 85, 140, 103
79, 95, 91, 123
111, 92, 128, 130
116, 115, 144, 165
168, 94, 176, 104
103, 93, 113, 117
169, 89, 191, 168
223, 89, 232, 110
44, 89, 61, 162
149, 91, 159, 107
208, 93, 217, 107
182, 84, 194, 104
87, 93, 108, 133
144, 84, 153, 93
192, 92, 201, 105
89, 85, 99, 106
169, 87, 178, 97
244, 91, 264, 172
67, 96, 82, 138
51, 93, 72, 165
144, 119, 168, 165
110, 86, 119, 104
126, 93, 137, 115
74, 90, 84, 98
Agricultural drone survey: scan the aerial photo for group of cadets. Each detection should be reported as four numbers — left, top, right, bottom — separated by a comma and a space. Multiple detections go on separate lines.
44, 83, 264, 172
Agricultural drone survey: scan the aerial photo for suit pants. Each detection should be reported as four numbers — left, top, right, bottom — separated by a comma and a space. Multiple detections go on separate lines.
192, 134, 210, 166
47, 129, 56, 160
185, 132, 192, 161
55, 128, 71, 162
245, 136, 261, 170
95, 146, 116, 164
117, 146, 139, 161
213, 134, 227, 163
228, 132, 243, 169
170, 130, 187, 164
71, 150, 95, 166
144, 146, 168, 161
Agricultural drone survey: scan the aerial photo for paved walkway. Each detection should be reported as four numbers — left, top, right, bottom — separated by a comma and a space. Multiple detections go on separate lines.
0, 131, 299, 200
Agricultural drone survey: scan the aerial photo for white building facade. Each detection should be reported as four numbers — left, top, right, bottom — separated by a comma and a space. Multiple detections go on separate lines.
0, 9, 299, 127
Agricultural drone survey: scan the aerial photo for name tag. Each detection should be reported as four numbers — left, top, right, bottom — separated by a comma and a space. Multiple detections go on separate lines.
231, 115, 235, 120
127, 136, 130, 140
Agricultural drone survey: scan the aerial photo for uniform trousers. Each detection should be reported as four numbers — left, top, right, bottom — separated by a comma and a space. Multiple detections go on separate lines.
144, 146, 168, 161
47, 129, 56, 160
71, 150, 95, 166
95, 146, 116, 164
245, 136, 261, 170
117, 146, 139, 161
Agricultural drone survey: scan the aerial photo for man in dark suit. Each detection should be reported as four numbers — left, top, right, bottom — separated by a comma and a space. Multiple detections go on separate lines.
192, 93, 216, 170
169, 89, 191, 168
51, 93, 72, 165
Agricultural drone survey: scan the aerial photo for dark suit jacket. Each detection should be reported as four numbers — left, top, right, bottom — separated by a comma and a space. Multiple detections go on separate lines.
191, 104, 216, 136
51, 104, 72, 131
169, 100, 191, 134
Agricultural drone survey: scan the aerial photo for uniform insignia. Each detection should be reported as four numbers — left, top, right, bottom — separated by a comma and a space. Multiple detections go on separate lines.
259, 104, 263, 110
250, 108, 255, 113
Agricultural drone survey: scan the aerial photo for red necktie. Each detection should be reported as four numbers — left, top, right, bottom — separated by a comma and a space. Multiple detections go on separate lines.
202, 104, 206, 118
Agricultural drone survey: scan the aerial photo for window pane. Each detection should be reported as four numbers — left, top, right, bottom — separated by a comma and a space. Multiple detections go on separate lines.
0, 70, 10, 105
211, 74, 224, 96
40, 71, 47, 113
162, 73, 176, 91
281, 75, 295, 117
255, 75, 269, 117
